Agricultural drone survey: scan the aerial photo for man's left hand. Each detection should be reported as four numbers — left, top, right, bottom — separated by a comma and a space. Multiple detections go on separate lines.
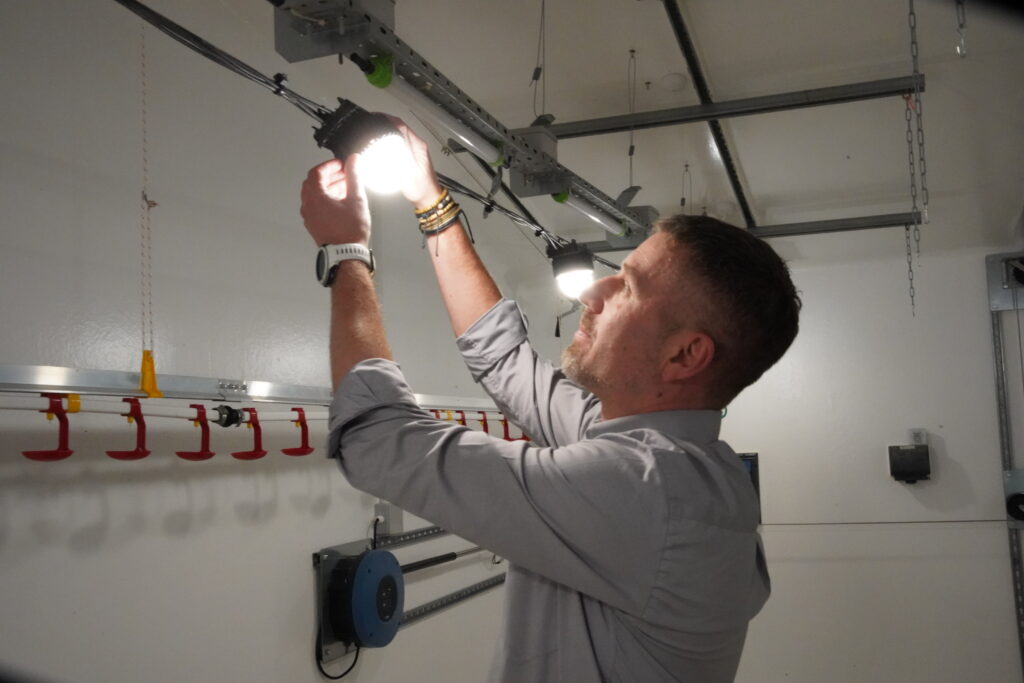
300, 155, 370, 246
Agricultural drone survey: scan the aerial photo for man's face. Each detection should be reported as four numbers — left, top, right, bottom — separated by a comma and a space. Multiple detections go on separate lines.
562, 232, 695, 398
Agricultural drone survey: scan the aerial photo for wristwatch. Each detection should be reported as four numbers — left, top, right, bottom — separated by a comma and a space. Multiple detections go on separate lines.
316, 243, 375, 286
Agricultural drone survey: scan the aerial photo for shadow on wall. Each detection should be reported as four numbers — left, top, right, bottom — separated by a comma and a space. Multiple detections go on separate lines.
0, 425, 339, 562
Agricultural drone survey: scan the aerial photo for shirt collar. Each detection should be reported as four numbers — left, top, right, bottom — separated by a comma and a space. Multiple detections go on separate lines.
585, 409, 722, 444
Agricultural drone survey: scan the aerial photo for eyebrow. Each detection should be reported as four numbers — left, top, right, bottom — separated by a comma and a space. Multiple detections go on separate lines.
620, 262, 640, 288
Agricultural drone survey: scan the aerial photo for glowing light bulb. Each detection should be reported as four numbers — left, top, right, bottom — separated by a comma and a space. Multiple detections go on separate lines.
556, 268, 594, 299
359, 133, 416, 194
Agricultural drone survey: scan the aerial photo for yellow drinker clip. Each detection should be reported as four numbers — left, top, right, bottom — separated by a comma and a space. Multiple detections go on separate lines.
139, 349, 164, 398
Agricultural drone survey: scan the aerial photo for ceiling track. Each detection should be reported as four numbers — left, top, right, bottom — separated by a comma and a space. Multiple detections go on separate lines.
662, 0, 756, 228
273, 0, 926, 242
272, 0, 648, 237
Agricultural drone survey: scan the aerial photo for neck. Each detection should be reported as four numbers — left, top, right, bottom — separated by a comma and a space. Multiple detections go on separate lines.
598, 389, 714, 421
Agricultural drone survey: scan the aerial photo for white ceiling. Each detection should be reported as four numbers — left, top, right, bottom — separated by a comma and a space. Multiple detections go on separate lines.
379, 0, 1024, 255
158, 0, 1024, 264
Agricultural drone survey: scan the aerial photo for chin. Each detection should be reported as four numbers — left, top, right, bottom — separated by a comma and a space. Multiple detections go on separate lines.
561, 345, 600, 393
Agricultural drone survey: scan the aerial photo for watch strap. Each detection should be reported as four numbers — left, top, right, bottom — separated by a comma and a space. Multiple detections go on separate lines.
318, 243, 374, 286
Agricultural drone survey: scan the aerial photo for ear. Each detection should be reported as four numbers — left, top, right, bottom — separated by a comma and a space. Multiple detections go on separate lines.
661, 329, 715, 383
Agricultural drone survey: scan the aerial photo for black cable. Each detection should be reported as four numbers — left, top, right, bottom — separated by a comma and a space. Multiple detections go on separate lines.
111, 0, 329, 121
315, 636, 359, 680
111, 0, 620, 272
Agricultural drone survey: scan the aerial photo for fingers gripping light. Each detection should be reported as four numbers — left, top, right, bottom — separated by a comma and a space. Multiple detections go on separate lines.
313, 98, 415, 194
548, 241, 595, 299
359, 133, 415, 194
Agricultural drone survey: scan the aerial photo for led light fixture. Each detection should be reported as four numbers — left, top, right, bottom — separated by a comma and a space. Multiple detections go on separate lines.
314, 98, 416, 194
548, 241, 595, 299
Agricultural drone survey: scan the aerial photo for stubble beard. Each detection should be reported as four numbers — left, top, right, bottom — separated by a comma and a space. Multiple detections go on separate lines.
561, 338, 604, 393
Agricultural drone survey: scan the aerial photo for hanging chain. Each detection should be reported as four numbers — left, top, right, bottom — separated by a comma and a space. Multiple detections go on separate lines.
139, 21, 157, 352
902, 0, 929, 314
905, 225, 916, 316
627, 49, 637, 188
139, 21, 158, 352
955, 0, 967, 57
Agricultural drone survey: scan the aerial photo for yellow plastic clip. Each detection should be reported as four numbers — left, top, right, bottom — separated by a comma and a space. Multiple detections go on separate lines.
444, 410, 453, 422
66, 394, 81, 413
192, 420, 200, 428
138, 349, 164, 398
127, 416, 135, 424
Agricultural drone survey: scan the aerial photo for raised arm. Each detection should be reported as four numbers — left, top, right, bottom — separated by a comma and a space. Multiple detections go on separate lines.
391, 118, 601, 445
390, 118, 501, 337
300, 155, 392, 390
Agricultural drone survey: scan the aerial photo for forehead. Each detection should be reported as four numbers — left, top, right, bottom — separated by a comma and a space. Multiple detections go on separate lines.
623, 232, 685, 279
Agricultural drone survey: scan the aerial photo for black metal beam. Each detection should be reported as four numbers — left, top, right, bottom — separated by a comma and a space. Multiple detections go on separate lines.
662, 0, 756, 228
749, 212, 922, 238
548, 75, 925, 139
579, 211, 921, 250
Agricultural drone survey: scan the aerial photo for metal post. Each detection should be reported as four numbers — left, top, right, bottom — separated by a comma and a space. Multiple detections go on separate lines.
991, 309, 1024, 677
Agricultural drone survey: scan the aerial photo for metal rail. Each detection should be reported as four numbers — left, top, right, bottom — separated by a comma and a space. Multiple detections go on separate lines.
987, 251, 1024, 678
548, 75, 925, 138
272, 0, 648, 237
662, 0, 755, 228
399, 574, 506, 629
0, 363, 497, 411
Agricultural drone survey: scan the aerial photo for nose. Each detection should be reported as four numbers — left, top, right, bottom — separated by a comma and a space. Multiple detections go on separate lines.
579, 275, 612, 313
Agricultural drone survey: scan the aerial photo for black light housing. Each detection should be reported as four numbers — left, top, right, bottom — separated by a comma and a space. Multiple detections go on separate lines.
313, 99, 414, 194
547, 240, 595, 299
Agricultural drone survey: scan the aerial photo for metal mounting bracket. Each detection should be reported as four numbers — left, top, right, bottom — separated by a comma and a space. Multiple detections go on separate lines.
986, 251, 1024, 312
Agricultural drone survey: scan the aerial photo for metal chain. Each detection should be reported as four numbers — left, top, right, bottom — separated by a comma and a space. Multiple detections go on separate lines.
956, 0, 967, 57
139, 21, 156, 352
903, 93, 919, 314
905, 224, 916, 316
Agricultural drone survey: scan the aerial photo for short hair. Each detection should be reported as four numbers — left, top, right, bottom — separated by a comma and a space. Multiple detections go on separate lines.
656, 214, 801, 406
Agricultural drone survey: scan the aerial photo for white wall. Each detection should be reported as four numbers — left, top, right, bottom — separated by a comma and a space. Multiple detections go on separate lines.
2, 2, 1024, 683
0, 2, 505, 682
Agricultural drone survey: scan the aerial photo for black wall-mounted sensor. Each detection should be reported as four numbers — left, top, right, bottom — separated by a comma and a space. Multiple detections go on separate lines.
889, 445, 931, 484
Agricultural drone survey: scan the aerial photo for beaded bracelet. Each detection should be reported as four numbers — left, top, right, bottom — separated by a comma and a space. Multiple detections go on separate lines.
414, 189, 452, 217
421, 209, 464, 237
418, 201, 462, 233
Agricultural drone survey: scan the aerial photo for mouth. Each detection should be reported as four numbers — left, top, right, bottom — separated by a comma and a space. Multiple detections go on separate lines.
574, 316, 594, 342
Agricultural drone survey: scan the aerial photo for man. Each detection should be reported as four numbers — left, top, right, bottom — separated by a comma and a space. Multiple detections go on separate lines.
300, 119, 801, 682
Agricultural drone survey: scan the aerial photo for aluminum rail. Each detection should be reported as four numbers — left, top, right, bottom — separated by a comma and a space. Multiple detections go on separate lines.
548, 75, 925, 139
270, 1, 647, 237
0, 364, 498, 410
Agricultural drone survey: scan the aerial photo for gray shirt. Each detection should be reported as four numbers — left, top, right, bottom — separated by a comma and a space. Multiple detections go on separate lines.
328, 299, 769, 682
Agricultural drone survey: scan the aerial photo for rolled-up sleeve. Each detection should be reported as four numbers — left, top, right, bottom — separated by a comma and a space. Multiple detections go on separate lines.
456, 299, 601, 447
327, 357, 663, 615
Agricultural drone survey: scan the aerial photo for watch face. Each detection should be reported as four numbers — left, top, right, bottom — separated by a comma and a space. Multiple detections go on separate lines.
316, 248, 327, 282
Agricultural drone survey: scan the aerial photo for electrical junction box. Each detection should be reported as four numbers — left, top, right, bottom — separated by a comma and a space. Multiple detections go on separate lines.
889, 444, 930, 484
273, 0, 396, 64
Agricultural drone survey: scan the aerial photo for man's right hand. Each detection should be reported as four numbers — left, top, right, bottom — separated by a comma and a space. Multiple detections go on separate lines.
384, 115, 446, 211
